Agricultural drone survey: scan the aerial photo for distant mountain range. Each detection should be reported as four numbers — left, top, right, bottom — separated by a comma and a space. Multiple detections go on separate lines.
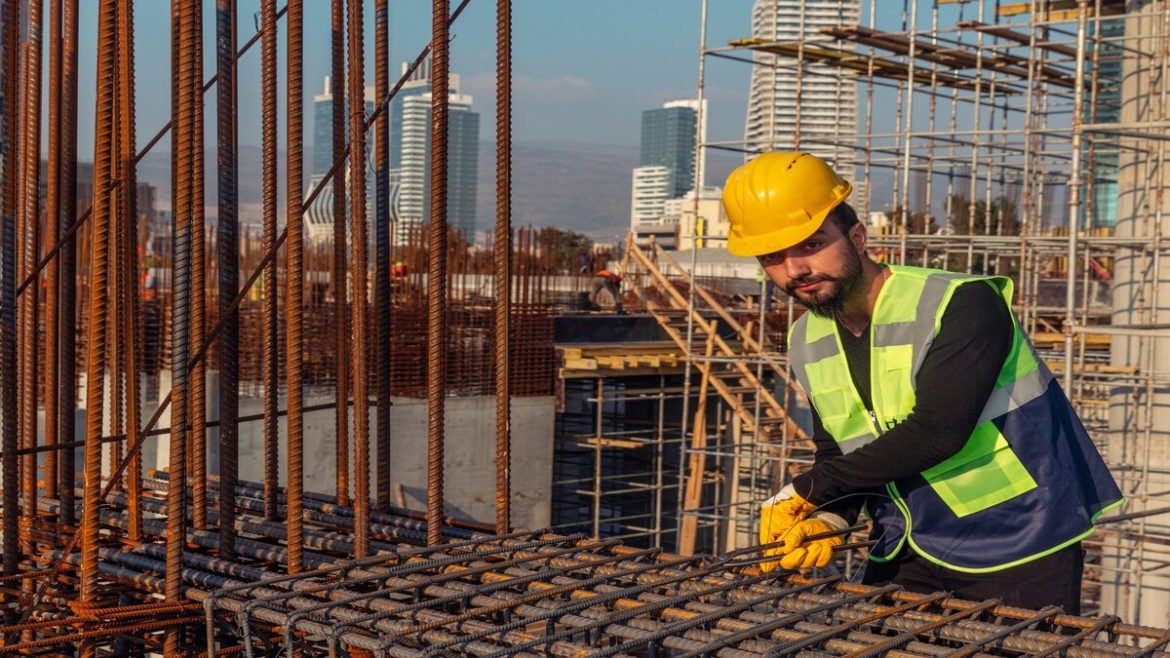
474, 140, 744, 244
136, 140, 745, 245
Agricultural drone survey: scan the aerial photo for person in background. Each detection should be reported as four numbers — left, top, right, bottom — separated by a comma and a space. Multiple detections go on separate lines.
588, 268, 624, 313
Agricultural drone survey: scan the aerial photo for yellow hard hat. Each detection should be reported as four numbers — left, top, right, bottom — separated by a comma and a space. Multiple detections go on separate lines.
722, 152, 852, 257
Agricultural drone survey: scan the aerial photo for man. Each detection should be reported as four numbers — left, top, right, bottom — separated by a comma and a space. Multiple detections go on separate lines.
722, 152, 1122, 612
588, 268, 624, 313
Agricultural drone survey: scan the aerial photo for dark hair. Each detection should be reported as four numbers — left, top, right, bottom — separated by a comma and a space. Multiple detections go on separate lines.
826, 201, 859, 233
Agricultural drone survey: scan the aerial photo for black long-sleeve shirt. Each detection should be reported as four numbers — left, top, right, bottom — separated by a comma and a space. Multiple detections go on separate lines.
791, 280, 1015, 508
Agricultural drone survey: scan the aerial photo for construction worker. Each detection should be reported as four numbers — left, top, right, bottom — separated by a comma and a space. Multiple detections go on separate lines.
589, 268, 624, 313
723, 152, 1122, 612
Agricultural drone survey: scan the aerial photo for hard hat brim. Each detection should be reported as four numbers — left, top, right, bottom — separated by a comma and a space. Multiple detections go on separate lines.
727, 203, 835, 258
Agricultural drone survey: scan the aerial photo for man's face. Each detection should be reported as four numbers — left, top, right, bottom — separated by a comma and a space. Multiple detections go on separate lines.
758, 219, 864, 318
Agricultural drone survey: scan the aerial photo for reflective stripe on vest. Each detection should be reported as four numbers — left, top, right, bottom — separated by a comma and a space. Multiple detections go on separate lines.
788, 264, 1124, 572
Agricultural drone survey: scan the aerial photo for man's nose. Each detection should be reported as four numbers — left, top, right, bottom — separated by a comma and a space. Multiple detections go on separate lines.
785, 257, 811, 279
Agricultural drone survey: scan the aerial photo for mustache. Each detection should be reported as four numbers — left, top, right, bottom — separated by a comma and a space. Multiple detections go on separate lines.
786, 274, 837, 290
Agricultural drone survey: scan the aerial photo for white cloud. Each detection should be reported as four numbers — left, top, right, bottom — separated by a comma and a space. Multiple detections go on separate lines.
463, 72, 597, 103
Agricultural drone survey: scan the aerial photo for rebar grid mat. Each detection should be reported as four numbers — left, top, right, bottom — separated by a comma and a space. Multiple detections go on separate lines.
2, 494, 1169, 657
182, 533, 1167, 658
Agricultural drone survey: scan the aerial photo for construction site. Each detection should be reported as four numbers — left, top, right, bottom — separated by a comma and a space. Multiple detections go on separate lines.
3, 0, 1170, 655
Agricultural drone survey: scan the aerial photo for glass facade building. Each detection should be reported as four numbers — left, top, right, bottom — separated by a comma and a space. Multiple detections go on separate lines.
390, 59, 480, 243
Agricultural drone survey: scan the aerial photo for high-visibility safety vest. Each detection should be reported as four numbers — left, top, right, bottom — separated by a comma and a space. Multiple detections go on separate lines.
787, 265, 1123, 573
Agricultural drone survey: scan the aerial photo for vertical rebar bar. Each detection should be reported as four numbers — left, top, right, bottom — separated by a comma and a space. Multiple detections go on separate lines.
166, 0, 194, 652
427, 0, 450, 547
81, 0, 118, 651
331, 0, 349, 509
261, 0, 279, 523
348, 0, 370, 557
493, 0, 512, 535
19, 0, 44, 563
285, 0, 304, 574
190, 0, 207, 532
117, 0, 142, 542
58, 0, 78, 530
216, 0, 239, 563
43, 0, 61, 505
0, 0, 22, 607
374, 0, 391, 514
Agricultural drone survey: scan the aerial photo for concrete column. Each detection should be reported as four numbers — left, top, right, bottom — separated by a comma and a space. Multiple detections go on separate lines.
1103, 0, 1170, 625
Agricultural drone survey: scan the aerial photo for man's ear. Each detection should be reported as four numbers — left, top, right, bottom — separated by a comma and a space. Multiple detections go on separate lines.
849, 222, 867, 253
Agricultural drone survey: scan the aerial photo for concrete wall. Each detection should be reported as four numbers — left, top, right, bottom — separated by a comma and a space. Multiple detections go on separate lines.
69, 371, 554, 531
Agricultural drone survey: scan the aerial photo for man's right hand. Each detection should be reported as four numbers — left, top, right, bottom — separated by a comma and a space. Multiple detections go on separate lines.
758, 488, 816, 571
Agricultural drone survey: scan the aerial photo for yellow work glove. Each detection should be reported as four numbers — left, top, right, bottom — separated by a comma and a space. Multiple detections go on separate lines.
758, 487, 816, 573
776, 515, 846, 571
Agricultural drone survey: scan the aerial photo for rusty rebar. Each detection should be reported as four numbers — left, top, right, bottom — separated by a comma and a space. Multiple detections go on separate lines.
166, 0, 196, 652
261, 0, 279, 524
116, 0, 142, 542
347, 0, 370, 558
427, 0, 451, 548
285, 0, 304, 575
189, 0, 208, 532
493, 0, 512, 535
216, 0, 239, 563
81, 0, 118, 652
19, 0, 44, 564
42, 0, 62, 504
13, 5, 288, 305
331, 0, 349, 510
57, 0, 78, 530
374, 0, 391, 514
0, 0, 22, 607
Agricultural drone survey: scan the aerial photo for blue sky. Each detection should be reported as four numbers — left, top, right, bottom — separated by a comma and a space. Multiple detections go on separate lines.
70, 0, 758, 158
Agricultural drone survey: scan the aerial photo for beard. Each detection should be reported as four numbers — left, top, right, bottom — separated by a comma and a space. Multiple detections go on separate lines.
784, 250, 863, 319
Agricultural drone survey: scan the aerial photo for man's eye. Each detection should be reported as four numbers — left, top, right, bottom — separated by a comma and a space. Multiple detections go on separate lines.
804, 242, 820, 250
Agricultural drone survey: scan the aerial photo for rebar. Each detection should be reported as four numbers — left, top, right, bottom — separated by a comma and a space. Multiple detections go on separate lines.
285, 0, 304, 575
427, 0, 451, 548
57, 0, 79, 531
347, 0, 370, 558
261, 0, 279, 524
189, 0, 208, 532
80, 4, 118, 658
42, 0, 61, 505
494, 0, 513, 536
0, 0, 21, 614
18, 0, 43, 570
117, 0, 143, 542
217, 0, 240, 564
167, 0, 196, 653
331, 0, 349, 510
374, 0, 392, 514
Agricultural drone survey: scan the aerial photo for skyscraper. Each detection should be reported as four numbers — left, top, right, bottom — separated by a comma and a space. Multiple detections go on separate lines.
390, 58, 480, 243
641, 100, 702, 198
306, 76, 376, 242
630, 99, 703, 229
743, 0, 859, 169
